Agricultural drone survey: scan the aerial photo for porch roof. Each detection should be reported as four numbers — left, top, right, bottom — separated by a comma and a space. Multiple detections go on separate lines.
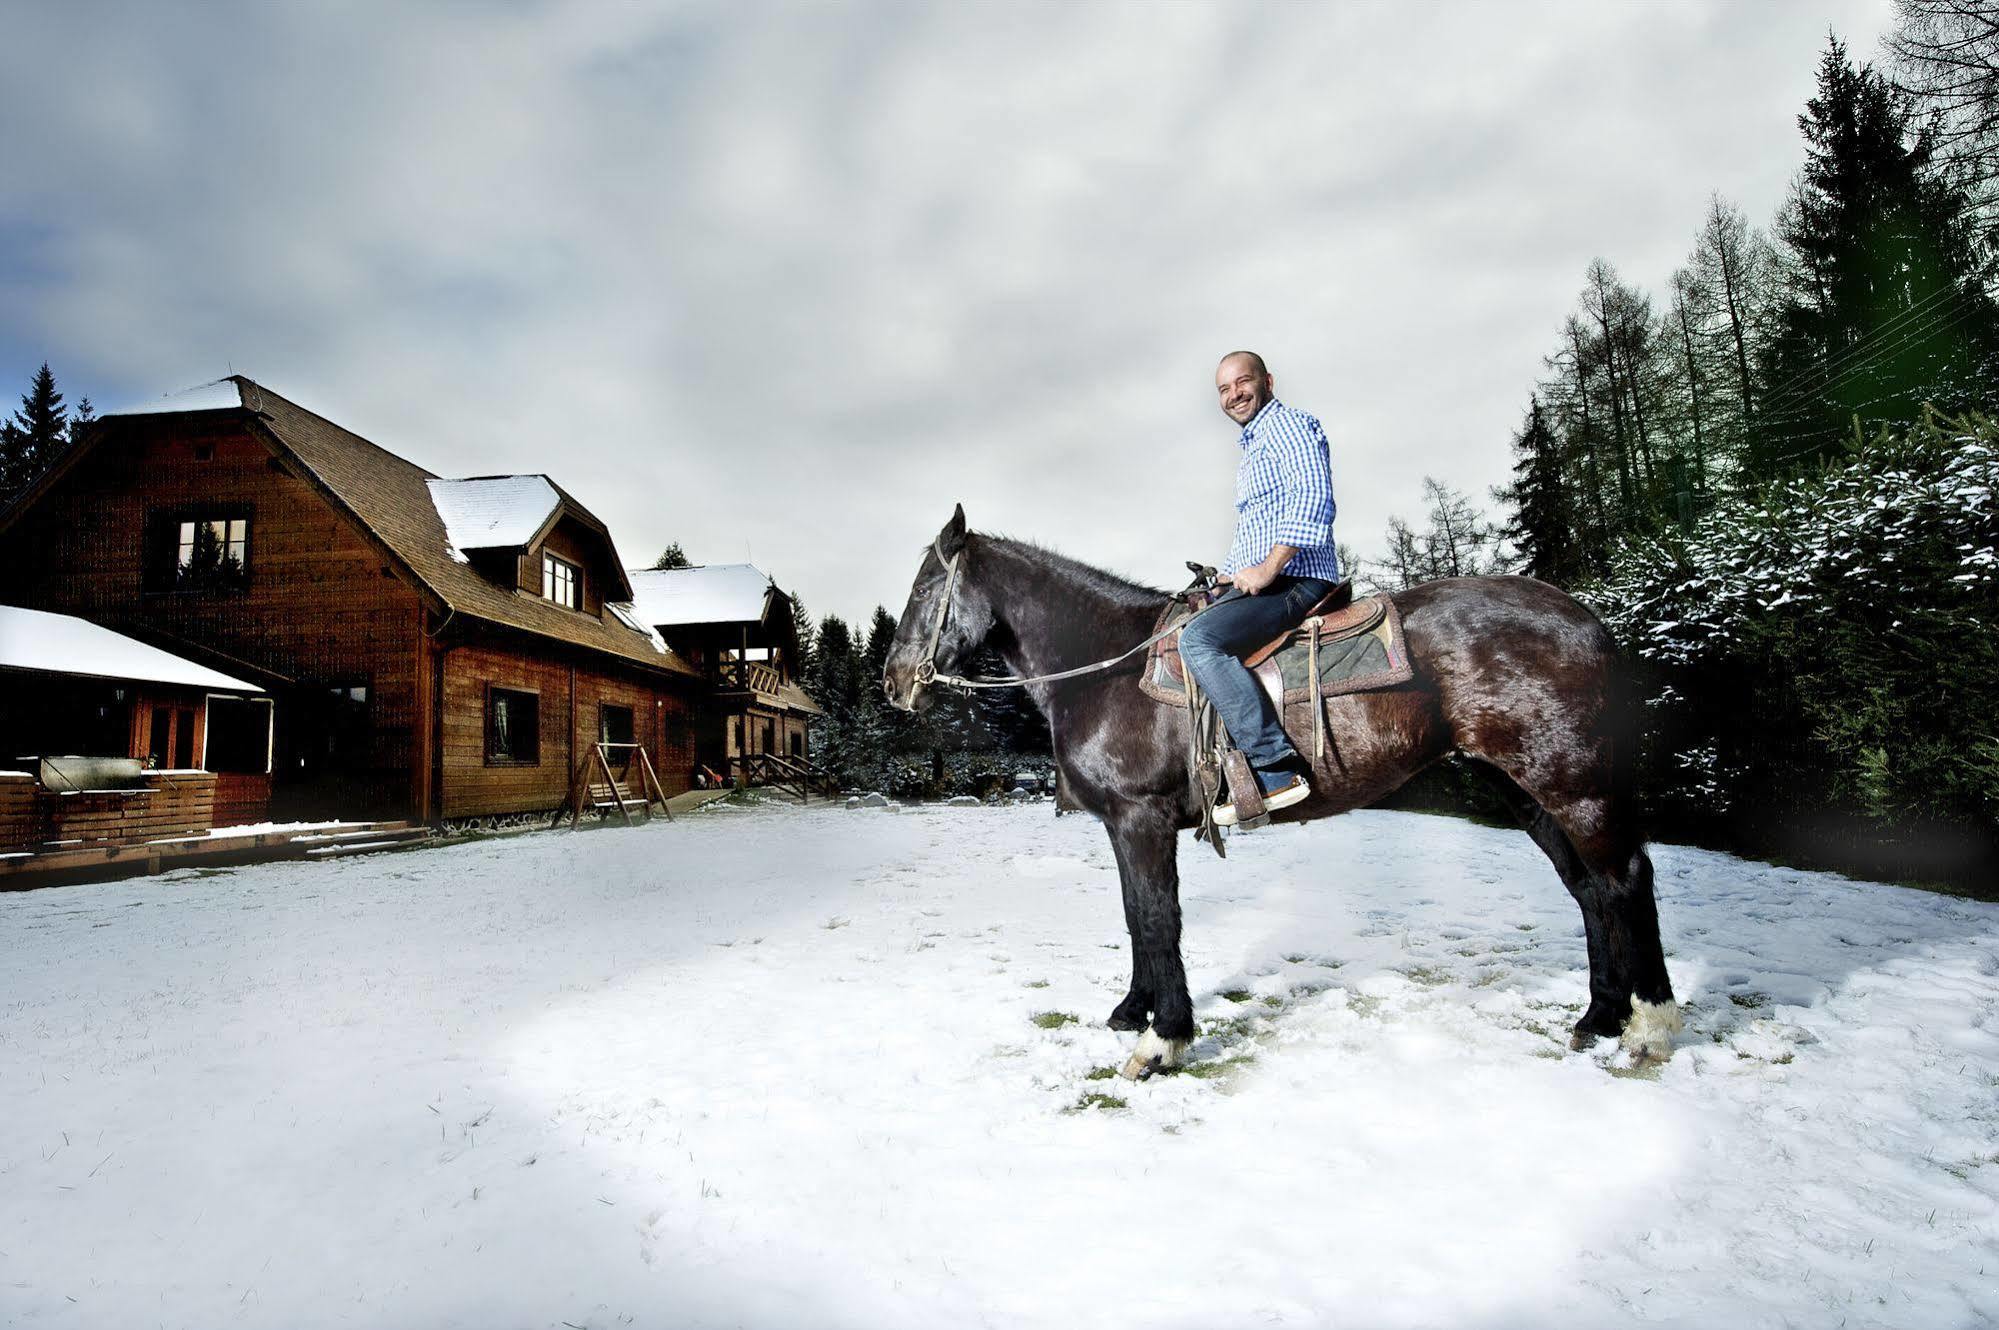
0, 605, 262, 692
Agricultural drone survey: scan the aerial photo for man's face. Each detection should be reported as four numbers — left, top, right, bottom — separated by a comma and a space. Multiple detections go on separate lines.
1216, 357, 1272, 427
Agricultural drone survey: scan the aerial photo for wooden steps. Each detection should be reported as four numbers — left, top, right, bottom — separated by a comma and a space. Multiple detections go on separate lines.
294, 824, 432, 859
0, 819, 432, 885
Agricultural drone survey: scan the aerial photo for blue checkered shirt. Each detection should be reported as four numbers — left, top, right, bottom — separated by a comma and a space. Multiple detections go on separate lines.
1224, 398, 1340, 581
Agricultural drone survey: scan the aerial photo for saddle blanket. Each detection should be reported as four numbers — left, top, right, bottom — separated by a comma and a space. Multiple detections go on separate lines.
1139, 590, 1414, 708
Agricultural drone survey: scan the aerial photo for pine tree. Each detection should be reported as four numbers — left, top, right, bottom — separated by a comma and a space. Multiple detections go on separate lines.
4, 363, 67, 500
1757, 37, 1998, 476
650, 542, 692, 570
786, 590, 817, 684
0, 421, 23, 504
68, 396, 95, 448
1497, 398, 1586, 585
860, 606, 910, 787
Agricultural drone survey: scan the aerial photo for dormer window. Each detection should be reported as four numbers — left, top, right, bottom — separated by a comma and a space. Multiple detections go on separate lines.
542, 552, 581, 609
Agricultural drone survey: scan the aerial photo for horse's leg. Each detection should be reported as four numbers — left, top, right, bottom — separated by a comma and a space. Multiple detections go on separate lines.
1477, 765, 1631, 1045
1106, 825, 1153, 1032
1528, 786, 1679, 1062
1103, 800, 1194, 1079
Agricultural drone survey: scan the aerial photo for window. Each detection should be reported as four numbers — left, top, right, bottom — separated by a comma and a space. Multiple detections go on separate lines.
542, 553, 580, 609
486, 686, 540, 764
145, 705, 197, 768
146, 510, 250, 592
322, 685, 371, 768
205, 697, 273, 774
178, 517, 249, 586
599, 703, 634, 748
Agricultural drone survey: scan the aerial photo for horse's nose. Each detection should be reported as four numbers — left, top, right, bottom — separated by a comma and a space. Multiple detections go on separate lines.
881, 674, 896, 699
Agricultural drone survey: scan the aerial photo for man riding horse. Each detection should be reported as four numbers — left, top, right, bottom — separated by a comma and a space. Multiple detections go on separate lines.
1191, 350, 1340, 826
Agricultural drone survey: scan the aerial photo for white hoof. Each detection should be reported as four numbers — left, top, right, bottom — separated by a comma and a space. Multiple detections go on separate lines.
1621, 997, 1682, 1064
1118, 1026, 1190, 1081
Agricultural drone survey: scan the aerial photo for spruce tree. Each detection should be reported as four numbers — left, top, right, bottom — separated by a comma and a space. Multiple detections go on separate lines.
1498, 398, 1586, 585
1758, 37, 1998, 475
649, 542, 692, 570
786, 590, 816, 684
5, 363, 67, 500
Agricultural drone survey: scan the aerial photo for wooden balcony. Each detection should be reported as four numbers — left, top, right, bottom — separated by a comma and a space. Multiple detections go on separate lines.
717, 660, 784, 695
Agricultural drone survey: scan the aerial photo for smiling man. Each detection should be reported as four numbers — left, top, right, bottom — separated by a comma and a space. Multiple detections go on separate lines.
1181, 350, 1340, 825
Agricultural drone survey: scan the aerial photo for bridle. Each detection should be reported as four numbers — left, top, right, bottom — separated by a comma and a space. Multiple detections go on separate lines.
894, 538, 1225, 707
900, 538, 965, 708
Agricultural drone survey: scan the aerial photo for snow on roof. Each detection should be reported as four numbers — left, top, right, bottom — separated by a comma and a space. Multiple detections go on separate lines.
425, 476, 561, 554
605, 601, 671, 655
0, 605, 261, 691
625, 564, 774, 627
103, 378, 246, 416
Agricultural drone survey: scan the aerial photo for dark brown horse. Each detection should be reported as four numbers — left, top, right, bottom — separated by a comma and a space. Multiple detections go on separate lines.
882, 506, 1679, 1078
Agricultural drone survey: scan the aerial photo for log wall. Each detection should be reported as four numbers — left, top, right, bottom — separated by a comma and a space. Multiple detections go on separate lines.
0, 420, 425, 815
40, 771, 216, 844
438, 641, 696, 818
0, 774, 36, 848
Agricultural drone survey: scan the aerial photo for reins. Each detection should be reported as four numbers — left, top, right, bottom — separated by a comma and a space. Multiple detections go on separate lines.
908, 539, 1226, 700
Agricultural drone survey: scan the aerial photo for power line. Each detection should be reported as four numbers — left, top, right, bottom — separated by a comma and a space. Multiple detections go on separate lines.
1752, 281, 1971, 414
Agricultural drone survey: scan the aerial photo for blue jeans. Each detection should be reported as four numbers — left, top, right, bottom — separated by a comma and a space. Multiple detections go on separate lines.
1179, 576, 1334, 773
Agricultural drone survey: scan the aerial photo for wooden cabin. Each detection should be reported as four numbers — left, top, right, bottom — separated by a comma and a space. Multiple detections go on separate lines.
0, 603, 273, 845
625, 564, 821, 783
0, 377, 702, 825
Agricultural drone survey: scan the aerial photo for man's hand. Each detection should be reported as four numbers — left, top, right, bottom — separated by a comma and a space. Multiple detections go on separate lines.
1234, 544, 1298, 595
1232, 563, 1277, 594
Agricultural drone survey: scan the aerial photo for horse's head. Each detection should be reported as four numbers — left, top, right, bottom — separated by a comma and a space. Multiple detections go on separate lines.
882, 503, 996, 712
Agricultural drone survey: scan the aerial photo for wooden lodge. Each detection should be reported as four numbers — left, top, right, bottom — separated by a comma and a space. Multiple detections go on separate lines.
625, 563, 823, 789
0, 603, 274, 847
0, 377, 704, 826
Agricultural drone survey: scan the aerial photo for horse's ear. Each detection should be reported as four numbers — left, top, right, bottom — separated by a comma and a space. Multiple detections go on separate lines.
938, 503, 967, 558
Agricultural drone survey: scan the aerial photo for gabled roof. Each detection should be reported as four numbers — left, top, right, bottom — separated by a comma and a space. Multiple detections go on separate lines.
31, 378, 694, 679
0, 604, 262, 692
626, 563, 777, 628
427, 476, 561, 554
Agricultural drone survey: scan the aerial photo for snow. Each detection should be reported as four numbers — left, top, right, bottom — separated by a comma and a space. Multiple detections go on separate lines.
0, 603, 260, 691
426, 476, 561, 552
1, 806, 1994, 1328
626, 563, 773, 627
102, 378, 245, 416
605, 599, 671, 654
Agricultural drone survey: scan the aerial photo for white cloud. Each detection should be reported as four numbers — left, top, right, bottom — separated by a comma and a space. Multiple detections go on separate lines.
0, 0, 1896, 625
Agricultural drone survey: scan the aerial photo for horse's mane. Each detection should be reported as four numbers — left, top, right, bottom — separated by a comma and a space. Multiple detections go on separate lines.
974, 533, 1166, 610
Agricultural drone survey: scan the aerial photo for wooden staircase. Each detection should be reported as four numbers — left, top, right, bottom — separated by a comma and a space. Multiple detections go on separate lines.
291, 822, 434, 859
727, 752, 840, 803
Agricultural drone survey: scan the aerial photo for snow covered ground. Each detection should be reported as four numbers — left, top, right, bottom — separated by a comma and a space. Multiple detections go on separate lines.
2, 802, 1995, 1329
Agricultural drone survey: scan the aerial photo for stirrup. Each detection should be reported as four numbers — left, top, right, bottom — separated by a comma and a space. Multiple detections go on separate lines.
1214, 772, 1310, 828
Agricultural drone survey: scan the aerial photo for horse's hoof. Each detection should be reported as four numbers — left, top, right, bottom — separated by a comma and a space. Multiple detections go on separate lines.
1568, 1029, 1600, 1052
1118, 1026, 1188, 1081
1620, 997, 1682, 1064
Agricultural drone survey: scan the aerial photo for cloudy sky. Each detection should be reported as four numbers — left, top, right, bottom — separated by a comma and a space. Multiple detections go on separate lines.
1, 0, 1894, 626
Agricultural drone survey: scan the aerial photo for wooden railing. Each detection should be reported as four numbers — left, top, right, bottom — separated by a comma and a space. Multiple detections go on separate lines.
728, 751, 838, 803
718, 660, 784, 695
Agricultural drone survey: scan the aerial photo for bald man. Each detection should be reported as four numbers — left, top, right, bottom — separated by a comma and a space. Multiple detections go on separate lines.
1181, 351, 1340, 825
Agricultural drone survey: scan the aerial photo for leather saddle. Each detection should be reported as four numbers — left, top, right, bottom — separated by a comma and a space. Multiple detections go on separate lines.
1146, 580, 1379, 688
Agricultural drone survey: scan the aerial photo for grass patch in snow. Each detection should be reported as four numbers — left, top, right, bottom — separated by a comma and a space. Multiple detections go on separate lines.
1030, 1011, 1077, 1030
1068, 1091, 1127, 1113
1401, 964, 1454, 989
1219, 988, 1254, 1003
1083, 1066, 1118, 1081
1023, 979, 1050, 989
